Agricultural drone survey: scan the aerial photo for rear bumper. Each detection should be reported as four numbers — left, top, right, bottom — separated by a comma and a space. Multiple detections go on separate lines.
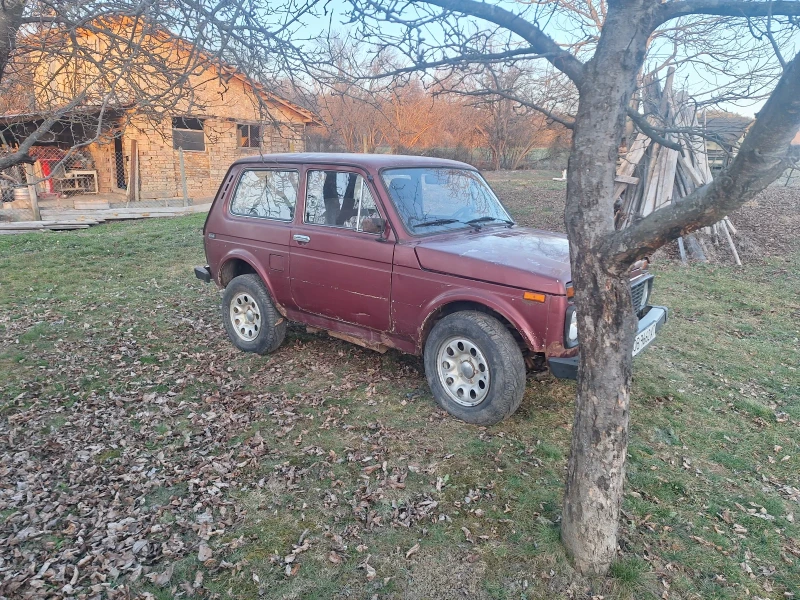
194, 265, 212, 283
547, 305, 668, 380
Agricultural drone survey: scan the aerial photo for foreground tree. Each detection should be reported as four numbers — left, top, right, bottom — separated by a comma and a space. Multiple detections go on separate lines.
341, 0, 800, 574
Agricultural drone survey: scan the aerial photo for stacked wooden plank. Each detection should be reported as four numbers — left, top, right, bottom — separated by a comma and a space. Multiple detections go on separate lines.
0, 203, 210, 234
614, 71, 741, 265
0, 220, 100, 234
40, 203, 210, 222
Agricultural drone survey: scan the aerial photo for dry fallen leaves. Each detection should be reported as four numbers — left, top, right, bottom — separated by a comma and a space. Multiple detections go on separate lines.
359, 555, 377, 581
197, 542, 213, 562
405, 543, 420, 559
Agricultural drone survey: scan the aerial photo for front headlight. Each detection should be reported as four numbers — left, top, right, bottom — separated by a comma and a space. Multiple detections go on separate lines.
565, 306, 579, 348
639, 280, 651, 311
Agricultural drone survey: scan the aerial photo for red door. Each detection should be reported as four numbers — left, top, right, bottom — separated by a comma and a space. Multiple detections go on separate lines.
289, 168, 394, 331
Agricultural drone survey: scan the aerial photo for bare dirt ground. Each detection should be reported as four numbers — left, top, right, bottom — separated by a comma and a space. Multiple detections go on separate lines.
485, 170, 800, 262
730, 187, 800, 258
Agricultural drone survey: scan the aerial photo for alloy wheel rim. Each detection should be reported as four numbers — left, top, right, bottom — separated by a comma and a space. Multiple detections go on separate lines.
230, 292, 261, 341
436, 336, 490, 406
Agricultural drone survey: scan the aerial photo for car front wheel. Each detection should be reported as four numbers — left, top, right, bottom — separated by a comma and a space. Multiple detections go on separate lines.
424, 311, 525, 425
221, 274, 286, 354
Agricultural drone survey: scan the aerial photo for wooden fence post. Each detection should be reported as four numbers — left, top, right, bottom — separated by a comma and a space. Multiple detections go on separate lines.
179, 147, 189, 207
126, 140, 139, 207
24, 164, 41, 221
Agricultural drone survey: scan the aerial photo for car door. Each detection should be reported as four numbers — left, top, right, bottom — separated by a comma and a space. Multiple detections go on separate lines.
289, 167, 394, 331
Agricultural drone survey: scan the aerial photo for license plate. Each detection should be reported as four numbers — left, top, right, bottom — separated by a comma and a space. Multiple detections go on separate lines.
633, 323, 657, 356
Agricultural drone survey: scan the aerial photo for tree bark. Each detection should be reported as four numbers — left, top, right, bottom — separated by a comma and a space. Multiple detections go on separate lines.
560, 1, 654, 574
0, 0, 26, 85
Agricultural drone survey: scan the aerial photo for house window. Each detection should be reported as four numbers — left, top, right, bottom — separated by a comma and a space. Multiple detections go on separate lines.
172, 117, 205, 151
237, 124, 262, 148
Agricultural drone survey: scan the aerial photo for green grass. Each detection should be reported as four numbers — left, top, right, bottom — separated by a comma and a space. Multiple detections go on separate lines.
0, 208, 798, 599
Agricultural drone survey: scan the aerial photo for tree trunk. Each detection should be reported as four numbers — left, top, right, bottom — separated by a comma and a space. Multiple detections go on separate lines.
0, 0, 26, 85
560, 1, 653, 574
560, 257, 637, 573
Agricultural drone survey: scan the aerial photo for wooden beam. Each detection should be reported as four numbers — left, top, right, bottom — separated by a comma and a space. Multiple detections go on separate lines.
614, 174, 640, 185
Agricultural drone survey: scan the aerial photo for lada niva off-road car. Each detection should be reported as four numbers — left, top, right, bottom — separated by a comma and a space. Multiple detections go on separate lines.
195, 154, 667, 424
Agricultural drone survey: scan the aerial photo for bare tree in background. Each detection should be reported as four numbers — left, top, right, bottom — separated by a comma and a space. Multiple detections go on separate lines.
305, 33, 575, 164
337, 0, 800, 574
380, 80, 439, 152
307, 37, 391, 152
460, 63, 571, 169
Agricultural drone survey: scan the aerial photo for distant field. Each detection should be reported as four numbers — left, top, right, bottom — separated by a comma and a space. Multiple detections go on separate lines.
0, 190, 798, 599
486, 169, 799, 262
484, 169, 568, 235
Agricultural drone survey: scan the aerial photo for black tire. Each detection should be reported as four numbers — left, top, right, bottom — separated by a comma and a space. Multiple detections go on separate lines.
221, 274, 286, 355
423, 311, 525, 425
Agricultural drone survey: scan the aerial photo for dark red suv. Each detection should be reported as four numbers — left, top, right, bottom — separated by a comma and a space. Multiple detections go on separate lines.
195, 154, 667, 424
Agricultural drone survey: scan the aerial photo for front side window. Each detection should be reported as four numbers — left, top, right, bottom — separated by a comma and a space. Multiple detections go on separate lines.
230, 169, 298, 221
381, 167, 513, 235
237, 124, 262, 148
172, 117, 205, 151
305, 170, 381, 232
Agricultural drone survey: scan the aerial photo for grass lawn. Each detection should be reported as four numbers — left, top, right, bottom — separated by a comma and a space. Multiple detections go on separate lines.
0, 207, 798, 599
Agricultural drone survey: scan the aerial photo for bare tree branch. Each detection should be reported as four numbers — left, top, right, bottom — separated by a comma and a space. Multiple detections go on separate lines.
0, 93, 88, 171
760, 12, 788, 68
466, 87, 576, 129
657, 0, 800, 26
625, 106, 683, 151
421, 0, 586, 84
348, 46, 551, 80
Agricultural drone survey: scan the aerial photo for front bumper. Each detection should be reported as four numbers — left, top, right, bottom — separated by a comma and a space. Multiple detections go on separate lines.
548, 305, 668, 380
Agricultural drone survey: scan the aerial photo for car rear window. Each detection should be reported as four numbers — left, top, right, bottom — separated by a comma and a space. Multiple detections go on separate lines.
229, 169, 299, 221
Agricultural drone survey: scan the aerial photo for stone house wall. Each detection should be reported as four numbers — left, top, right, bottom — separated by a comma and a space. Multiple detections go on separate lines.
103, 73, 309, 201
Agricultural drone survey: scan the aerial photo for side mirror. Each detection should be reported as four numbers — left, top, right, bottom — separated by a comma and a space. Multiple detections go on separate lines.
362, 217, 386, 235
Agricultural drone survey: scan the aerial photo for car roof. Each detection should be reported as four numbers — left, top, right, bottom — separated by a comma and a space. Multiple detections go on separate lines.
232, 152, 477, 170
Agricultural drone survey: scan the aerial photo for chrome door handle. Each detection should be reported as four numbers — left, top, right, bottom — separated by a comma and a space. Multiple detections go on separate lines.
293, 234, 311, 244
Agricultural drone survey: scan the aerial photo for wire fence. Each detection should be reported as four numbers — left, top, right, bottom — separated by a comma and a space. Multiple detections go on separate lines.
1, 146, 103, 202
0, 162, 25, 203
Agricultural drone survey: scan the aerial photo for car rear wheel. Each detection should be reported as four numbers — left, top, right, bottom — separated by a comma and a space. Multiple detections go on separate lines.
424, 311, 525, 425
221, 274, 286, 354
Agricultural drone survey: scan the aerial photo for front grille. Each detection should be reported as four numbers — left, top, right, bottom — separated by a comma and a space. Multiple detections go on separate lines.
631, 279, 648, 312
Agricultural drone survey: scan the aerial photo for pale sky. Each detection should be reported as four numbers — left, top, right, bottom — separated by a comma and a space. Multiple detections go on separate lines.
299, 0, 798, 118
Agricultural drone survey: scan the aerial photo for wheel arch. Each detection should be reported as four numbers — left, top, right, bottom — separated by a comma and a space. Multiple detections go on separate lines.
419, 294, 541, 354
217, 251, 285, 315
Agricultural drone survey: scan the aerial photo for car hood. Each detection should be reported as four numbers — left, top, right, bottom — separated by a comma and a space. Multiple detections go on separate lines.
414, 227, 571, 295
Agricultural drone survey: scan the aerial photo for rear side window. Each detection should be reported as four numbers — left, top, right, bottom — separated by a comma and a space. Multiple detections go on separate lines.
230, 169, 298, 221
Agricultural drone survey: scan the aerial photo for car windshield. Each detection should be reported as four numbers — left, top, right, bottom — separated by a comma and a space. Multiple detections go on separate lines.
381, 167, 513, 234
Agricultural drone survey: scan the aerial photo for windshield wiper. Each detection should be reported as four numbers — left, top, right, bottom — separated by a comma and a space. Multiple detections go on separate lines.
412, 218, 461, 229
465, 216, 515, 227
